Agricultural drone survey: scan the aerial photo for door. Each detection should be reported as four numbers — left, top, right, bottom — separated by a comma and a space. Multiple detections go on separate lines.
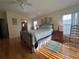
0, 20, 3, 38
0, 19, 9, 39
21, 22, 27, 31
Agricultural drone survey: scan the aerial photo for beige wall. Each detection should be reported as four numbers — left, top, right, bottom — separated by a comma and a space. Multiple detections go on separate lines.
0, 11, 6, 18
27, 19, 32, 31
36, 13, 60, 30
6, 11, 28, 39
37, 4, 79, 31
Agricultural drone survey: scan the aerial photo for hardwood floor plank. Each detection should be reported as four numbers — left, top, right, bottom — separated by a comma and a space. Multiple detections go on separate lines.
0, 38, 79, 59
37, 41, 79, 59
0, 38, 46, 59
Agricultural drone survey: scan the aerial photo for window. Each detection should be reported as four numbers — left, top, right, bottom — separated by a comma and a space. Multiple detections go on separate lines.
63, 14, 72, 35
33, 21, 37, 30
63, 12, 79, 35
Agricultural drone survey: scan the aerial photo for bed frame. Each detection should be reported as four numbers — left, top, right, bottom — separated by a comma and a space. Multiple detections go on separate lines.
20, 24, 54, 53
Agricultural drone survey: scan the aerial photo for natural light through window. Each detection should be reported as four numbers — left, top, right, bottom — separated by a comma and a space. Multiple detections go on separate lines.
63, 14, 71, 35
63, 14, 71, 20
34, 21, 37, 30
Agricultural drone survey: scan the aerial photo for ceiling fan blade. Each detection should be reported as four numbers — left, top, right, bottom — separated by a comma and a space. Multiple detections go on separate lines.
22, 0, 32, 6
16, 0, 32, 9
0, 1, 17, 4
16, 0, 22, 3
25, 3, 32, 6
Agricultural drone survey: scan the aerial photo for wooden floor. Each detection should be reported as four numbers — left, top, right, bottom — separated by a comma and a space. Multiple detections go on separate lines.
0, 38, 46, 59
0, 38, 79, 59
36, 41, 79, 59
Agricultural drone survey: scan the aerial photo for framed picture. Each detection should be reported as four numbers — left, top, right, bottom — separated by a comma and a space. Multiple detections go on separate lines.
12, 18, 17, 25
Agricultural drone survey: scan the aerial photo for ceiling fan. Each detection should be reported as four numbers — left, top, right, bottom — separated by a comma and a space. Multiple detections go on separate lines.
17, 0, 32, 8
0, 0, 32, 8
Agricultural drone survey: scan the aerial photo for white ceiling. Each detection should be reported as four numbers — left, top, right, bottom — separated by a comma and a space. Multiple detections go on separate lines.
0, 0, 79, 17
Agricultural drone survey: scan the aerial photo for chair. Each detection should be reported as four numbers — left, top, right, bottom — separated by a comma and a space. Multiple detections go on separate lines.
69, 25, 79, 47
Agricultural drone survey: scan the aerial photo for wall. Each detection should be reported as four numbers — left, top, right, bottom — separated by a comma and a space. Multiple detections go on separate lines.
37, 4, 79, 31
6, 11, 28, 39
50, 4, 79, 31
36, 13, 60, 30
27, 18, 32, 31
0, 11, 6, 18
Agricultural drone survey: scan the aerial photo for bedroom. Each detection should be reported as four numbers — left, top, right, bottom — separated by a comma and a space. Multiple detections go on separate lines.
0, 0, 79, 59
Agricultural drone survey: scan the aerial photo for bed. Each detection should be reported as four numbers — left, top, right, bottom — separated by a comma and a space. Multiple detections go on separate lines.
29, 24, 53, 49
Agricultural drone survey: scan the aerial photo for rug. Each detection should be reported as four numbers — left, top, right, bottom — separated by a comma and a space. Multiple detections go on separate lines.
44, 40, 61, 52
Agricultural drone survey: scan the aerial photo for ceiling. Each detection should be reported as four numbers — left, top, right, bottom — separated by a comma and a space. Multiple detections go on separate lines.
0, 0, 79, 17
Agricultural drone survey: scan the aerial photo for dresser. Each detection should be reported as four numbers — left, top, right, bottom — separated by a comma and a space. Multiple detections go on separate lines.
52, 30, 63, 43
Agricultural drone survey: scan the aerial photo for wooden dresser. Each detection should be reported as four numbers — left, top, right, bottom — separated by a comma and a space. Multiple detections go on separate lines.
52, 30, 63, 43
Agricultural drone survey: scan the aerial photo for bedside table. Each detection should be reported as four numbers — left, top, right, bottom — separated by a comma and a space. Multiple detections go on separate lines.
52, 30, 63, 43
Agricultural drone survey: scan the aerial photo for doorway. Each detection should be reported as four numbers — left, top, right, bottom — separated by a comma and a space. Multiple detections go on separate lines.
0, 18, 9, 39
